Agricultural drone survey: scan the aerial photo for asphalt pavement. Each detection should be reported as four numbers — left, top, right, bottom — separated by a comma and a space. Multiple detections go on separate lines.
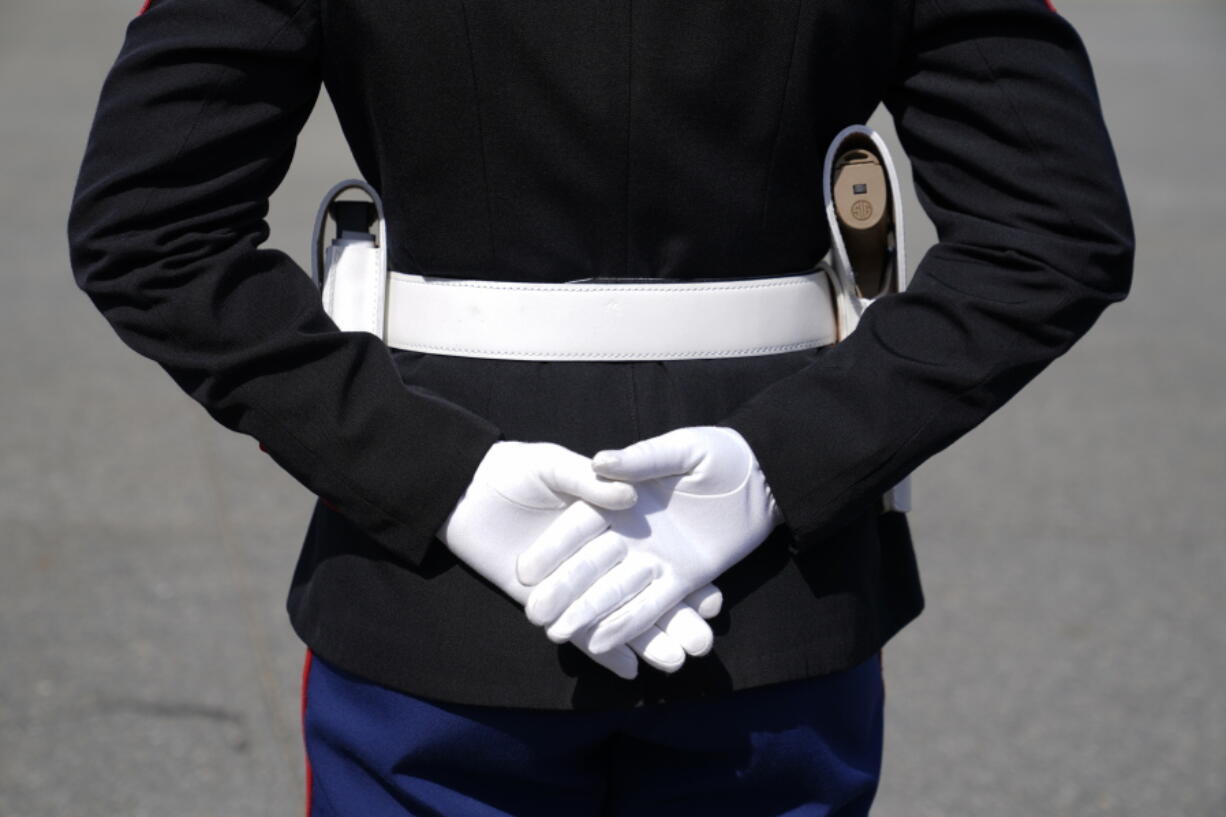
1, 0, 1223, 814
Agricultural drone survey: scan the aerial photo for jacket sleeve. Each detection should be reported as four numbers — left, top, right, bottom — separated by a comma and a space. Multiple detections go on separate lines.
67, 0, 502, 566
723, 0, 1134, 551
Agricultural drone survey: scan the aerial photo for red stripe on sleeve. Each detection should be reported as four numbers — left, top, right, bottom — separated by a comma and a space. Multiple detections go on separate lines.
301, 649, 315, 817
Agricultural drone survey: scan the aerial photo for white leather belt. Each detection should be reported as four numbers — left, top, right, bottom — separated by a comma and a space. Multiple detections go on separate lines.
382, 269, 838, 361
311, 180, 839, 361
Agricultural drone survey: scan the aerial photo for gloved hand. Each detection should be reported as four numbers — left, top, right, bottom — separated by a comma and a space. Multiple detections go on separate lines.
520, 426, 781, 654
439, 440, 721, 678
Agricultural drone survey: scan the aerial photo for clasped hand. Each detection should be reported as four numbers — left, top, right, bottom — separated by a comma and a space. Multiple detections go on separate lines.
439, 427, 780, 679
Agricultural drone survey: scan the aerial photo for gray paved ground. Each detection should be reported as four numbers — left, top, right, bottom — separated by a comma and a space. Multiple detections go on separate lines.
1, 0, 1223, 814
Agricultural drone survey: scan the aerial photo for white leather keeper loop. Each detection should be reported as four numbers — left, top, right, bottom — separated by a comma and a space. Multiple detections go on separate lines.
312, 179, 389, 339
383, 268, 838, 361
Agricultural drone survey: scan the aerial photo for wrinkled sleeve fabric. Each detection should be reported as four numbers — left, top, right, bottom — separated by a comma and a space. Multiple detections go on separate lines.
724, 0, 1134, 551
67, 0, 501, 566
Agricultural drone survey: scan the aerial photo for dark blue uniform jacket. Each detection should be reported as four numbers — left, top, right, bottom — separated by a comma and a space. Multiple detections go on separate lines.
68, 0, 1133, 708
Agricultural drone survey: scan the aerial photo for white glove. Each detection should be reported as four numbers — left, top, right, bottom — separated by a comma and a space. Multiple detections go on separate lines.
521, 426, 781, 654
439, 440, 720, 678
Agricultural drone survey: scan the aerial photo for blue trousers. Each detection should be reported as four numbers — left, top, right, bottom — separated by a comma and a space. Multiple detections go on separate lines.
302, 652, 884, 817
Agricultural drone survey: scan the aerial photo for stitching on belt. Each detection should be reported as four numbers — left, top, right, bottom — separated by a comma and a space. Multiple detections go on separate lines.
396, 341, 828, 359
389, 276, 822, 295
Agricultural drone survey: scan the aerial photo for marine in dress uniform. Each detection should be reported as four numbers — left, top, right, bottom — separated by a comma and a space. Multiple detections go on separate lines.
67, 0, 1134, 812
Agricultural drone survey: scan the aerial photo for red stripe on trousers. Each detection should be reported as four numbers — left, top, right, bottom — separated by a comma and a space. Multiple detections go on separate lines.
301, 649, 315, 817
